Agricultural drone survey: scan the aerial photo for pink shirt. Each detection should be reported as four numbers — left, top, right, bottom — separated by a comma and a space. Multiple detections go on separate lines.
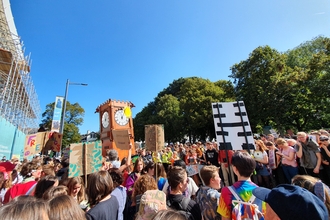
281, 146, 297, 167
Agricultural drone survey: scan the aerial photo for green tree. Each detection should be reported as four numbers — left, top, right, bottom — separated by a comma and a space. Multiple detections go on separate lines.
283, 36, 330, 131
41, 101, 85, 147
134, 77, 235, 142
156, 94, 183, 142
179, 77, 234, 141
230, 46, 290, 132
230, 36, 330, 132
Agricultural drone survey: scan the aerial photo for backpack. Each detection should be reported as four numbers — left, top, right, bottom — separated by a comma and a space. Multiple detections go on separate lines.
228, 186, 264, 220
166, 197, 195, 220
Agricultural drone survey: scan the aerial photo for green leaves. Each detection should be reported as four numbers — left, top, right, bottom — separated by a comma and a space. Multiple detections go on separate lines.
230, 36, 330, 132
134, 77, 235, 142
40, 101, 85, 148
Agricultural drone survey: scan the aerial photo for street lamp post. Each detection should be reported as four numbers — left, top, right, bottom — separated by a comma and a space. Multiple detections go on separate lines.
59, 79, 87, 153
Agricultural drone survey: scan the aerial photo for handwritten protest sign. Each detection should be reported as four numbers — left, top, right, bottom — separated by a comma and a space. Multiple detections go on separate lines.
69, 141, 103, 178
24, 132, 46, 158
69, 143, 83, 177
145, 124, 164, 152
112, 130, 130, 150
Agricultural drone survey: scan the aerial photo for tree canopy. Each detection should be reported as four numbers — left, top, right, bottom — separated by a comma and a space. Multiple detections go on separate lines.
134, 36, 330, 141
40, 101, 85, 147
134, 77, 235, 142
230, 36, 330, 133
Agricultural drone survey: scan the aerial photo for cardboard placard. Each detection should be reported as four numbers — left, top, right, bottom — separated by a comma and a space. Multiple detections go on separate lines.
69, 141, 103, 178
145, 124, 165, 152
24, 132, 49, 158
112, 129, 130, 150
69, 143, 83, 177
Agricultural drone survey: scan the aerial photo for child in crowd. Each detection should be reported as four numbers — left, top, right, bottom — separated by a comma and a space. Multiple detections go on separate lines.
196, 165, 221, 220
217, 151, 266, 220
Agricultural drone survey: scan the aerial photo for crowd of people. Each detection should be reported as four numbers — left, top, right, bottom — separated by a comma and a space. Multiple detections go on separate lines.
0, 129, 330, 219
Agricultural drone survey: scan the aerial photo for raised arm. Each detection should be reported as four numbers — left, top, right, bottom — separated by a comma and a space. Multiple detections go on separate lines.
119, 143, 132, 173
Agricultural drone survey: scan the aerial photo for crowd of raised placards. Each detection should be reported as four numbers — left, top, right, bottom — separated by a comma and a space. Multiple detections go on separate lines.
1, 129, 330, 219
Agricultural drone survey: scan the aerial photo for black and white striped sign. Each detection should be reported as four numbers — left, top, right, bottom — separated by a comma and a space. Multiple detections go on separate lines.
212, 101, 255, 151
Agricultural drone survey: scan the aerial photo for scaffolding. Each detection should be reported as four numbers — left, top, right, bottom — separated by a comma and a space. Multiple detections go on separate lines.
0, 0, 40, 134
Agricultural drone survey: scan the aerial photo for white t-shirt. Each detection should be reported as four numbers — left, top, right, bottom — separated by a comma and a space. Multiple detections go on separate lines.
253, 151, 265, 160
162, 176, 198, 198
0, 188, 7, 204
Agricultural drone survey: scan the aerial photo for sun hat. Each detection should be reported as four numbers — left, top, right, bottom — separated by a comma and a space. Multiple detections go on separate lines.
252, 184, 328, 220
135, 190, 167, 220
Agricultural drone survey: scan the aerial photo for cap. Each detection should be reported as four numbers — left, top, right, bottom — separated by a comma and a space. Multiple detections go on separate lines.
136, 190, 167, 220
0, 161, 16, 172
252, 184, 328, 220
320, 135, 329, 141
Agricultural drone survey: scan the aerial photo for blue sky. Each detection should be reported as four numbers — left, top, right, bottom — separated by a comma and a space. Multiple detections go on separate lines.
9, 0, 330, 134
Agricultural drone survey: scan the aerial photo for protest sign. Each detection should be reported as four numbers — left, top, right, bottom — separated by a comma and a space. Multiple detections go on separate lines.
69, 141, 103, 178
112, 129, 130, 150
212, 101, 255, 151
145, 124, 164, 152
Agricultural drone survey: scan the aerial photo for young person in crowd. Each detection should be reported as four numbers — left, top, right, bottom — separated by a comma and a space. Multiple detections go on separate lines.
48, 195, 86, 220
217, 151, 266, 220
254, 140, 272, 188
135, 190, 167, 220
264, 141, 286, 186
218, 148, 235, 186
67, 176, 86, 206
319, 135, 330, 185
205, 142, 219, 167
129, 174, 158, 218
151, 209, 186, 220
3, 160, 42, 203
162, 160, 199, 199
143, 161, 155, 177
275, 138, 298, 184
109, 168, 127, 220
156, 162, 167, 190
196, 165, 221, 220
42, 185, 68, 200
0, 166, 12, 205
125, 157, 144, 199
86, 171, 119, 220
0, 196, 49, 220
34, 175, 58, 199
166, 166, 202, 220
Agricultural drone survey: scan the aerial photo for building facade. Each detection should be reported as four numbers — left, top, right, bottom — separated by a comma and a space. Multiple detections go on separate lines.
0, 0, 40, 159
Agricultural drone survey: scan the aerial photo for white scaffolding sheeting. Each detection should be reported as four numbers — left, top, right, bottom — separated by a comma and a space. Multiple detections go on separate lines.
0, 0, 40, 134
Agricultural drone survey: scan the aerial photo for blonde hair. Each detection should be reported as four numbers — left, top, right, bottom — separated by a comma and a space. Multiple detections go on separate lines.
200, 165, 219, 186
297, 132, 307, 137
67, 177, 86, 204
42, 164, 55, 176
275, 138, 287, 146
